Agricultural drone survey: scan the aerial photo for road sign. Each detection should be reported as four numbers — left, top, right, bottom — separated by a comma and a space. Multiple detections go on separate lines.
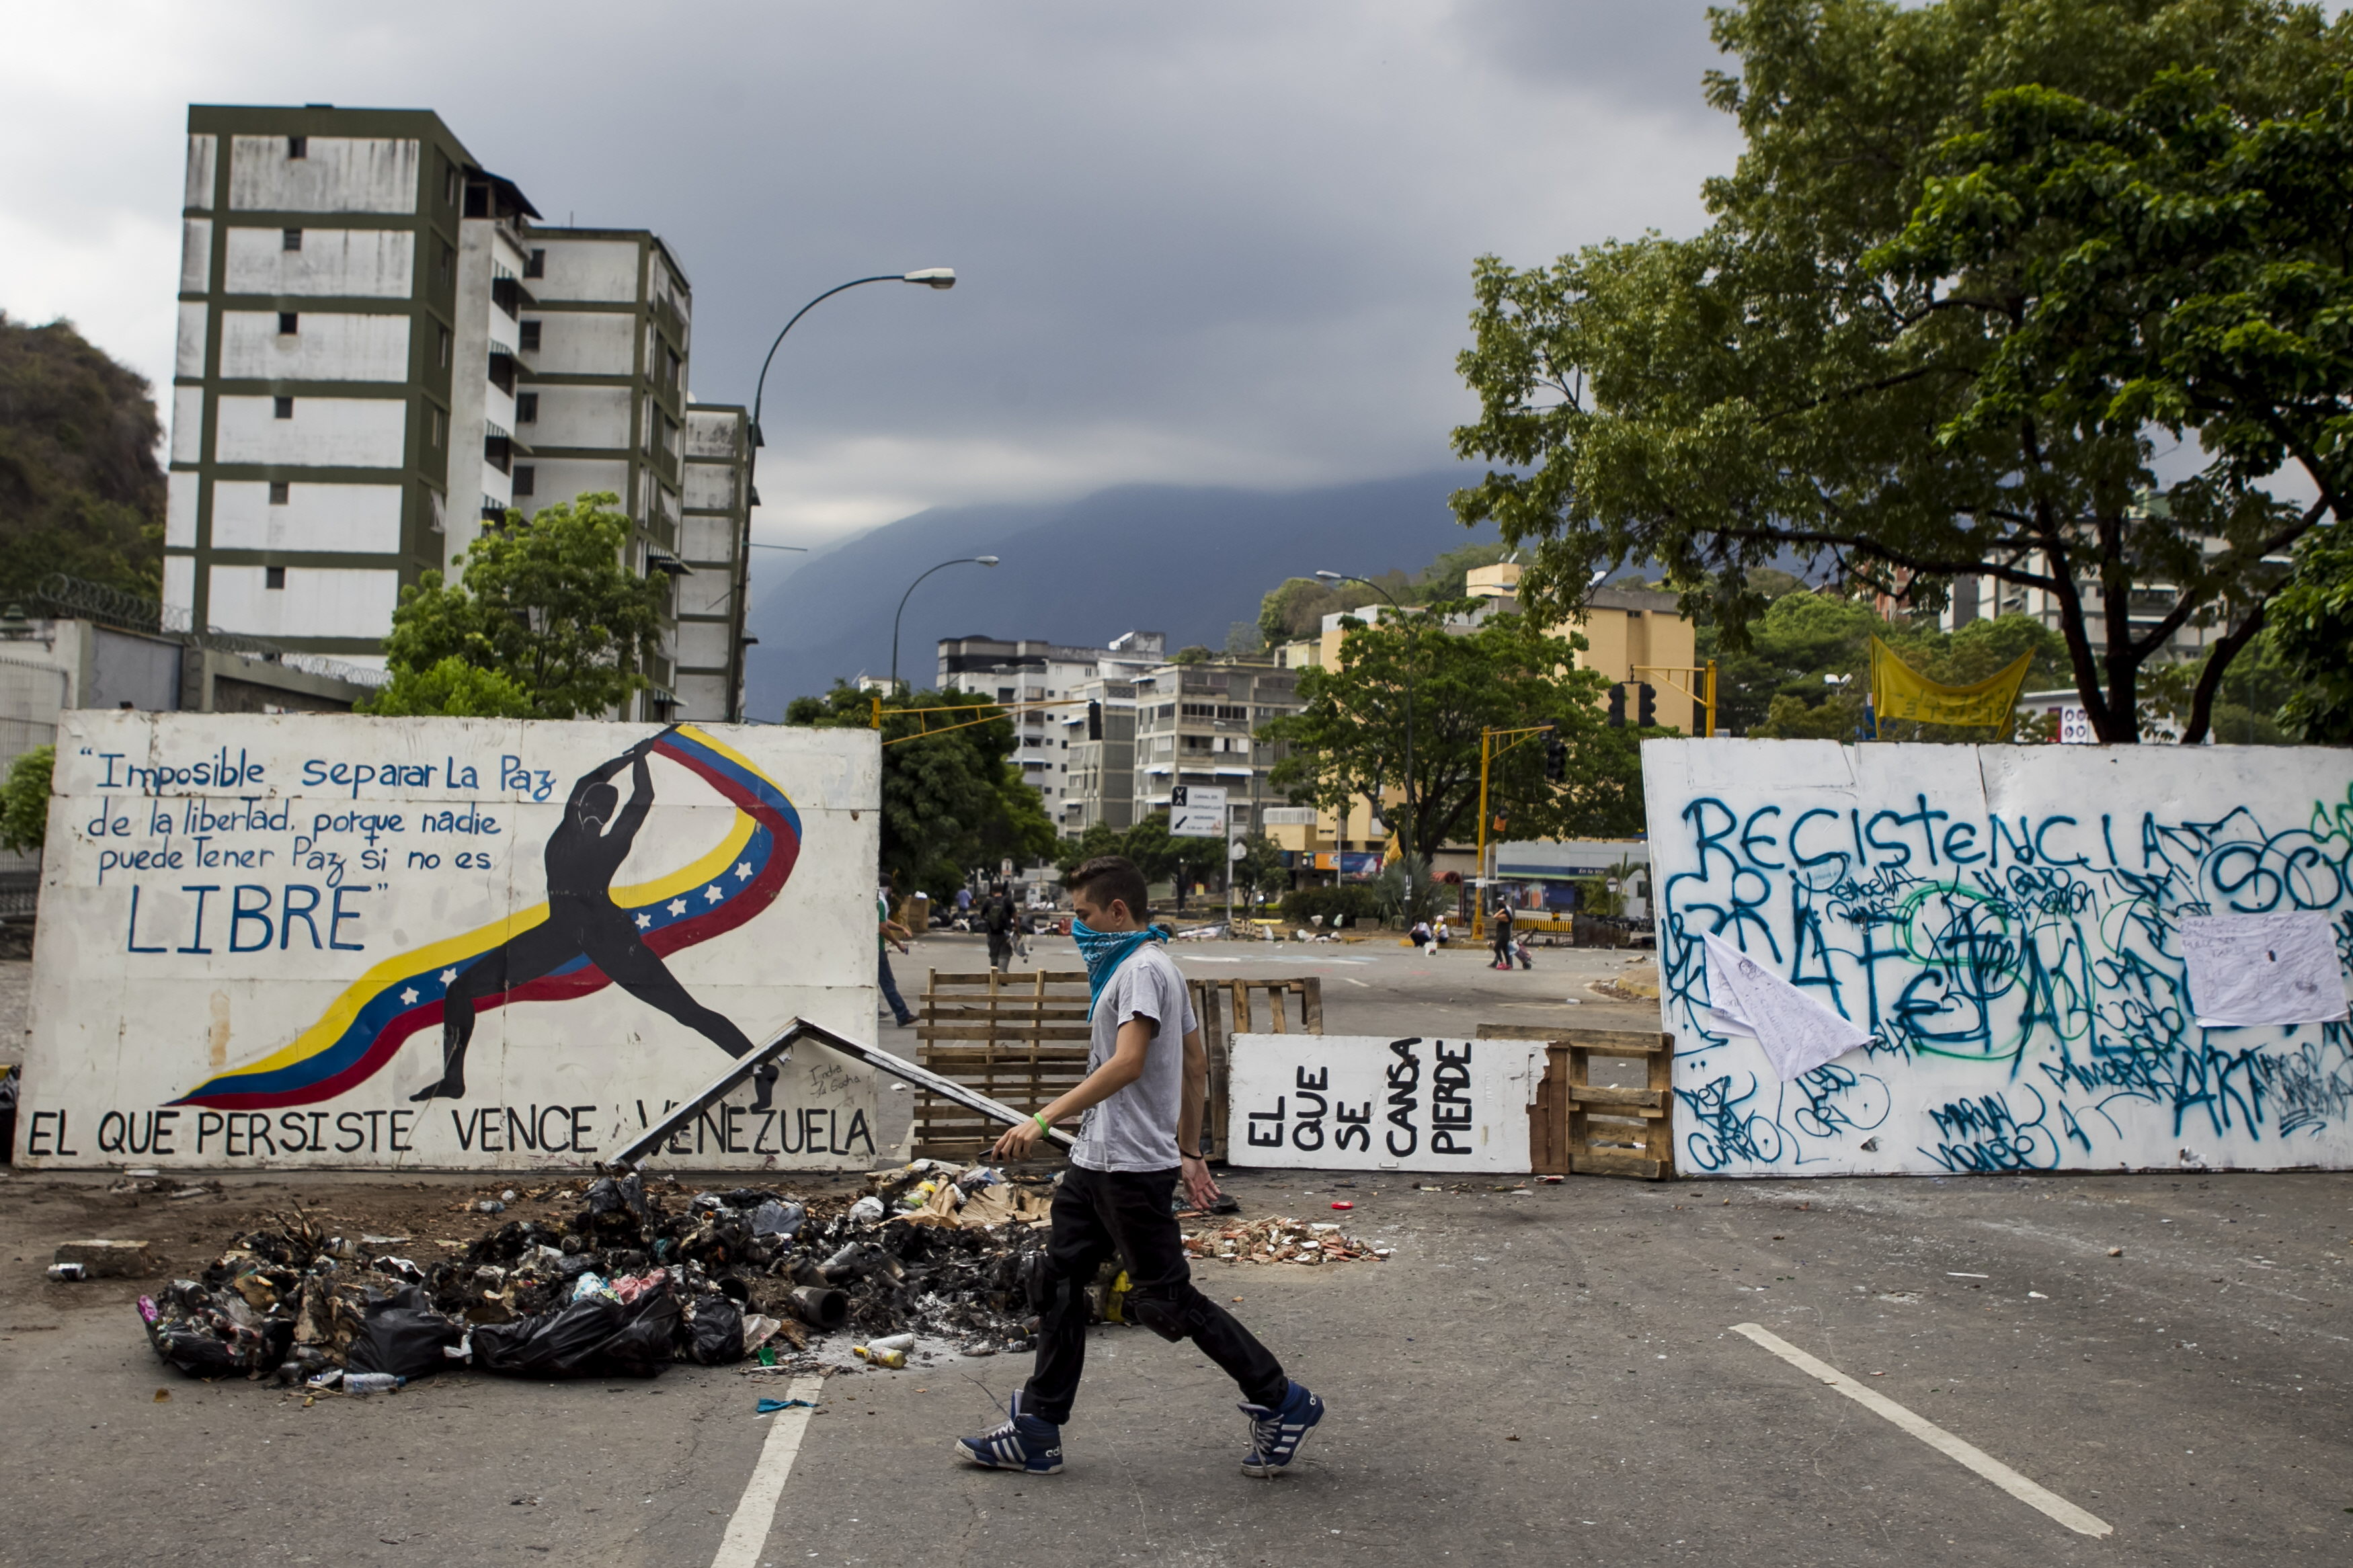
1000, 858, 1014, 876
1229, 837, 1248, 860
1169, 784, 1227, 837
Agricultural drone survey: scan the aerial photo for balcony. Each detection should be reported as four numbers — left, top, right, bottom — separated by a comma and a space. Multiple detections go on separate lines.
487, 351, 517, 395
491, 275, 533, 320
484, 433, 513, 475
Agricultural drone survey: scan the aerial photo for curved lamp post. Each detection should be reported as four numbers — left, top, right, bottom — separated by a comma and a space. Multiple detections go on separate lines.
1316, 569, 1419, 909
892, 555, 999, 692
741, 270, 956, 715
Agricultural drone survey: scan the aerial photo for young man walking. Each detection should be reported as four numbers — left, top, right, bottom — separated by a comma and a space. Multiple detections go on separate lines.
955, 855, 1322, 1477
982, 883, 1017, 971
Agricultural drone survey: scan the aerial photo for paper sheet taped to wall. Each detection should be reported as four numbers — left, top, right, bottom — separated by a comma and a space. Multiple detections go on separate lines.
1700, 931, 1874, 1081
2178, 913, 2349, 1027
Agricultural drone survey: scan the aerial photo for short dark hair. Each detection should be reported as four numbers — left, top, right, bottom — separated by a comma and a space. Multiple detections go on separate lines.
1066, 856, 1148, 921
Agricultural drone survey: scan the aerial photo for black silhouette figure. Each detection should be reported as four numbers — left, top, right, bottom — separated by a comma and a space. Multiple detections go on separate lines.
412, 733, 774, 1105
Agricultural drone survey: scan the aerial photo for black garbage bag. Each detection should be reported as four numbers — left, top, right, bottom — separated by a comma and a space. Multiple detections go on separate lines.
346, 1284, 465, 1378
138, 1282, 292, 1378
473, 1277, 679, 1379
681, 1292, 745, 1365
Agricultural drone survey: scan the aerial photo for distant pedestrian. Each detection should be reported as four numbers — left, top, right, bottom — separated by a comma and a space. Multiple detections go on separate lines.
984, 883, 1018, 970
879, 887, 915, 1028
1490, 901, 1515, 969
955, 854, 1321, 1478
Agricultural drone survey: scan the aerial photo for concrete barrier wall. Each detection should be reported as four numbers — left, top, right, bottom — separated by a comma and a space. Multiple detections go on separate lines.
17, 712, 884, 1170
1643, 739, 2353, 1176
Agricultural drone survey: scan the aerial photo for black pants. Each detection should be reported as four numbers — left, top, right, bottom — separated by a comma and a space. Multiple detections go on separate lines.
987, 932, 1014, 969
1023, 1165, 1286, 1426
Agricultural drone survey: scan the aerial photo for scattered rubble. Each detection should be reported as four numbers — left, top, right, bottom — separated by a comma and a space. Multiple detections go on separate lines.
1183, 1217, 1389, 1266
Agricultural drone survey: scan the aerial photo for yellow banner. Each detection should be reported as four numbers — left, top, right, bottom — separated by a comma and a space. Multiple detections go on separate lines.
1870, 637, 2032, 731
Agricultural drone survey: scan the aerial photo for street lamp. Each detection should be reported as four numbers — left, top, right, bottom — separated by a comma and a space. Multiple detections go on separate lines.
891, 556, 999, 692
742, 270, 957, 715
1315, 569, 1419, 913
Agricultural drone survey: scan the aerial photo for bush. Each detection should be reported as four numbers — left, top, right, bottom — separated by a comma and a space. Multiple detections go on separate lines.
1279, 884, 1387, 928
0, 744, 53, 854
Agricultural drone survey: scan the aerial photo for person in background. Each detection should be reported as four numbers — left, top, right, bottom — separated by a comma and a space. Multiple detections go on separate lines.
955, 884, 973, 925
984, 882, 1018, 971
879, 886, 916, 1028
1490, 899, 1515, 970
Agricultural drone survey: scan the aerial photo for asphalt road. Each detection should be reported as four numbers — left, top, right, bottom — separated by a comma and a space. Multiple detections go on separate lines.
1, 944, 2348, 1567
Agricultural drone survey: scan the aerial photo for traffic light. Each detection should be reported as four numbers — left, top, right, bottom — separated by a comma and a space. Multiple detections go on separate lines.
1086, 699, 1103, 741
1638, 682, 1657, 727
1543, 721, 1566, 782
1606, 685, 1626, 727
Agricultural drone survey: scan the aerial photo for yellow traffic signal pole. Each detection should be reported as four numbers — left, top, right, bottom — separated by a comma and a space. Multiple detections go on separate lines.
1472, 723, 1556, 942
1628, 659, 1719, 737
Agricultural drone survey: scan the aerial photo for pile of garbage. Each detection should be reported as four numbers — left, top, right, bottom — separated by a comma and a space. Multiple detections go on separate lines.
1183, 1216, 1390, 1266
138, 1162, 1062, 1388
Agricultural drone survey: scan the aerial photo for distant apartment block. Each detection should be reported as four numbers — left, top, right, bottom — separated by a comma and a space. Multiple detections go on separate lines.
166, 104, 754, 720
938, 631, 1168, 815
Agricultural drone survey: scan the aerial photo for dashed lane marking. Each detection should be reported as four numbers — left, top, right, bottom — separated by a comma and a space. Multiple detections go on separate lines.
711, 1373, 826, 1568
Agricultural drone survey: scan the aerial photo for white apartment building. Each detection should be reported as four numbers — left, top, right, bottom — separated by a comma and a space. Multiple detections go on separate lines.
166, 104, 753, 718
936, 631, 1169, 815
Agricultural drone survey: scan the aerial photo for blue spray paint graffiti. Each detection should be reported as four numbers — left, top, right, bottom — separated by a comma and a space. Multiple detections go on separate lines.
1646, 743, 2353, 1175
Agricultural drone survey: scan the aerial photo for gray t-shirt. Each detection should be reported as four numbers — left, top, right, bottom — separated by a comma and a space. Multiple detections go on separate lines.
1070, 944, 1197, 1173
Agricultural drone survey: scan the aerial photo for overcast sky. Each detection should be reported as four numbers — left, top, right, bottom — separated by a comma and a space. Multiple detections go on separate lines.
1, 1, 1738, 556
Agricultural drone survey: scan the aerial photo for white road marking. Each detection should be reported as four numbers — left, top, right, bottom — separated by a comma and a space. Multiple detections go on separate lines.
711, 1374, 826, 1568
1729, 1323, 2111, 1538
1345, 977, 1370, 987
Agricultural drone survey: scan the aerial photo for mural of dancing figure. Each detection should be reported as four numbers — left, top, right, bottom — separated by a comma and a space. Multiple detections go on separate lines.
411, 731, 771, 1105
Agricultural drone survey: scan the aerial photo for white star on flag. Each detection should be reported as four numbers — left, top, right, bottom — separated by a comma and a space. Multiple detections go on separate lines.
399, 987, 419, 1005
704, 884, 725, 903
439, 968, 457, 985
635, 912, 652, 929
668, 897, 688, 916
734, 861, 753, 880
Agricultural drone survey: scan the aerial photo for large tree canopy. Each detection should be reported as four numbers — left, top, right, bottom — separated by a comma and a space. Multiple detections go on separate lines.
1451, 0, 2353, 743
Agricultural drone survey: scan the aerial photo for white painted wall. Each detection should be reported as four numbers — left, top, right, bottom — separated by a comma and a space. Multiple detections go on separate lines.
180, 219, 212, 292
210, 481, 403, 554
677, 621, 731, 669
528, 384, 632, 449
682, 410, 737, 460
219, 311, 411, 382
681, 514, 735, 561
19, 713, 883, 1169
227, 135, 419, 214
1644, 738, 2353, 1177
165, 472, 200, 548
214, 395, 407, 468
530, 311, 637, 376
533, 238, 641, 302
207, 565, 400, 638
677, 673, 731, 720
162, 556, 194, 613
683, 462, 737, 511
174, 303, 208, 379
224, 227, 415, 298
523, 459, 628, 513
169, 387, 204, 463
184, 135, 216, 210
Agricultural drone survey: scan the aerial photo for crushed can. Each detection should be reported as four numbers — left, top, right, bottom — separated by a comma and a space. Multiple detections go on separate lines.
45, 1262, 86, 1282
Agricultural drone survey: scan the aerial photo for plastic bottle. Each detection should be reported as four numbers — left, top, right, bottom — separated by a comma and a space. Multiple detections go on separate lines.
343, 1373, 406, 1395
853, 1344, 908, 1368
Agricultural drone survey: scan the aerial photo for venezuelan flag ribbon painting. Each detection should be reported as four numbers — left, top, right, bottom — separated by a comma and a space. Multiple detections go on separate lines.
175, 726, 801, 1110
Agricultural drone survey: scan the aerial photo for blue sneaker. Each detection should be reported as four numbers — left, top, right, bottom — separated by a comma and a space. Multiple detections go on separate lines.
955, 1389, 1064, 1474
1238, 1380, 1324, 1477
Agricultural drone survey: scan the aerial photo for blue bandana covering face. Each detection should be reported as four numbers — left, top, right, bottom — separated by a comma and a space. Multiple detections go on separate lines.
1072, 918, 1170, 1016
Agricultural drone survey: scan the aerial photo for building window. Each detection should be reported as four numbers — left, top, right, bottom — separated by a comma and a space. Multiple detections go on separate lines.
282, 228, 303, 251
440, 243, 454, 285
524, 249, 545, 279
273, 396, 294, 419
287, 135, 307, 159
268, 481, 290, 505
430, 409, 444, 446
516, 392, 538, 423
265, 567, 286, 589
438, 326, 451, 368
519, 321, 541, 352
278, 311, 298, 335
513, 465, 534, 496
444, 162, 460, 208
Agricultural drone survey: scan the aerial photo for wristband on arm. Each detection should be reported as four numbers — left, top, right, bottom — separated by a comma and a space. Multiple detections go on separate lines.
1033, 1113, 1050, 1136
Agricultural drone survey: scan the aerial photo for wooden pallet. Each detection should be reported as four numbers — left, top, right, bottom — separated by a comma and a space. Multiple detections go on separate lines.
1478, 1024, 1675, 1180
1222, 977, 1324, 1034
913, 969, 1092, 1158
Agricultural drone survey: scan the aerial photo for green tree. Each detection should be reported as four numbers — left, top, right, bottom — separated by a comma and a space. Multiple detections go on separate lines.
1450, 0, 2353, 743
1263, 605, 1646, 861
0, 744, 53, 855
0, 314, 164, 603
2268, 521, 2353, 742
1054, 820, 1124, 878
361, 655, 534, 718
785, 684, 1058, 895
1228, 832, 1287, 911
368, 493, 666, 720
